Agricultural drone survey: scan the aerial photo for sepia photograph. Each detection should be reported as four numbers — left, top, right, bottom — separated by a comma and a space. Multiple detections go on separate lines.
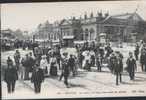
1, 0, 146, 99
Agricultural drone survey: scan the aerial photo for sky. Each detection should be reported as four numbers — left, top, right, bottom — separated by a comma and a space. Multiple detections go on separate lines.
1, 0, 146, 32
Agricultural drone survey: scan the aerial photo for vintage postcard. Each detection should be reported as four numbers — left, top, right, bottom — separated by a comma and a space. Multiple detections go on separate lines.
1, 0, 146, 99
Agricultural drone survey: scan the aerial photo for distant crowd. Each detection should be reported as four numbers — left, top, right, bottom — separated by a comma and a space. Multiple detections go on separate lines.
1, 39, 39, 51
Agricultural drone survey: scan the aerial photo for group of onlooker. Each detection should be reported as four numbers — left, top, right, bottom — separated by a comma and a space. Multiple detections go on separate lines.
3, 41, 146, 94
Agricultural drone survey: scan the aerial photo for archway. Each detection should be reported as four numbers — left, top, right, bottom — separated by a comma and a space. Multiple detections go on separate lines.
89, 28, 95, 40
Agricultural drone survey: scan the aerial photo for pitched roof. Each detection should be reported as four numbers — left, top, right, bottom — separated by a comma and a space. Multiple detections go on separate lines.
111, 13, 133, 19
102, 12, 143, 25
102, 17, 127, 25
81, 17, 97, 24
60, 19, 72, 26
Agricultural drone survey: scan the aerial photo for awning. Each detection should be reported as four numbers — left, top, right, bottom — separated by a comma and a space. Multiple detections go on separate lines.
130, 33, 137, 35
63, 35, 74, 39
52, 39, 60, 43
99, 33, 106, 36
74, 41, 86, 44
35, 39, 48, 42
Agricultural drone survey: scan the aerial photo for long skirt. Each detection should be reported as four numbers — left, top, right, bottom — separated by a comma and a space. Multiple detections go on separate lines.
50, 65, 57, 76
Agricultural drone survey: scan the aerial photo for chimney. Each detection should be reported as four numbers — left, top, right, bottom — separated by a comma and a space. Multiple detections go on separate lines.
98, 10, 103, 18
104, 11, 109, 18
84, 12, 87, 19
73, 16, 76, 20
79, 15, 82, 20
90, 12, 93, 18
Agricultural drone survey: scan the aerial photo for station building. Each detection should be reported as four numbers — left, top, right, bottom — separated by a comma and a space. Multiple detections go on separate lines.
35, 11, 145, 45
59, 12, 144, 43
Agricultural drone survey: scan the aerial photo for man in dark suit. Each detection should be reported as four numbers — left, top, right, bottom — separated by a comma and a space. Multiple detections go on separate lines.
96, 54, 102, 72
68, 54, 75, 76
31, 64, 44, 93
99, 46, 104, 64
59, 52, 70, 88
115, 52, 123, 85
7, 56, 13, 67
4, 58, 18, 93
28, 52, 35, 72
14, 50, 21, 70
105, 43, 113, 58
126, 52, 137, 80
109, 53, 117, 73
140, 50, 146, 72
23, 54, 31, 80
134, 43, 139, 60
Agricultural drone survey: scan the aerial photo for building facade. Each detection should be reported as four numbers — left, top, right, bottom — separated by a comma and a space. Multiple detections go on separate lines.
1, 29, 15, 40
99, 12, 144, 42
59, 12, 144, 42
51, 21, 60, 43
35, 12, 145, 43
35, 21, 53, 40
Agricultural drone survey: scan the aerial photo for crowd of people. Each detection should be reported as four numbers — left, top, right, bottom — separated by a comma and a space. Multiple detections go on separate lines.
3, 41, 146, 94
2, 39, 39, 51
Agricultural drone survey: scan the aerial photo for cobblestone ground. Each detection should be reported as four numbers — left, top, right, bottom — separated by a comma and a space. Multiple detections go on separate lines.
1, 47, 146, 99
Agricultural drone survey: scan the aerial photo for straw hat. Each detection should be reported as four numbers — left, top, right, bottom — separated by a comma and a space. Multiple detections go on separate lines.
41, 55, 47, 58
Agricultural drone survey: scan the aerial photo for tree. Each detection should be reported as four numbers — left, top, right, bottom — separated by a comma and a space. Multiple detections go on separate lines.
14, 29, 24, 39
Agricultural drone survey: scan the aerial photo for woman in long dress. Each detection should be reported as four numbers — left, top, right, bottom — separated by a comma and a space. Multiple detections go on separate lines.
82, 51, 91, 71
49, 53, 58, 76
40, 55, 48, 76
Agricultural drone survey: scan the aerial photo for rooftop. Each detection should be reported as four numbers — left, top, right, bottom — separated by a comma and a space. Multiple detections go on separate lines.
111, 13, 134, 19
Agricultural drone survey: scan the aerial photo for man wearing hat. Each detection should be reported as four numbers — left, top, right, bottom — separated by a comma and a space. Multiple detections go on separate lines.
96, 54, 102, 72
23, 54, 31, 80
68, 54, 75, 76
59, 52, 70, 88
99, 46, 105, 65
109, 52, 117, 73
140, 50, 146, 72
31, 64, 44, 93
105, 43, 113, 58
126, 52, 137, 80
28, 52, 35, 73
7, 56, 13, 68
114, 52, 123, 85
14, 49, 21, 71
134, 43, 139, 60
4, 58, 18, 93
